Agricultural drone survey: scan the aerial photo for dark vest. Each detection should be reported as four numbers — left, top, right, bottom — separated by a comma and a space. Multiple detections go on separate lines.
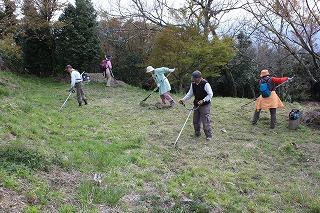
259, 76, 275, 91
192, 79, 210, 106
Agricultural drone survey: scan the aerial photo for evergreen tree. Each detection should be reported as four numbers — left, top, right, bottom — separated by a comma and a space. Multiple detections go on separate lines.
228, 31, 258, 98
0, 0, 22, 72
0, 0, 17, 39
55, 0, 100, 72
17, 0, 57, 76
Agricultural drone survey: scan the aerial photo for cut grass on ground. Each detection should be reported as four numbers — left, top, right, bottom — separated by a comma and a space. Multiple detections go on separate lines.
0, 71, 319, 212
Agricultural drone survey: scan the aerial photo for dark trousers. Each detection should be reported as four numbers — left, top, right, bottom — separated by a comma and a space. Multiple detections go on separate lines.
75, 82, 87, 104
193, 104, 212, 138
252, 108, 277, 129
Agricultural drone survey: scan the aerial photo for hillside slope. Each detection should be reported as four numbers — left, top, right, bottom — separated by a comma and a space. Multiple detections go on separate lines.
0, 71, 319, 212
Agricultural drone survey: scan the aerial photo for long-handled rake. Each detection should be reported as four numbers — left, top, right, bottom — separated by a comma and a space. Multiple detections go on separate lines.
173, 103, 199, 148
59, 91, 73, 111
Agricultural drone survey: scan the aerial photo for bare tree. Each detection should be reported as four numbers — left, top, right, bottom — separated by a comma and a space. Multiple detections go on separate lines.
244, 0, 320, 83
180, 0, 246, 38
103, 0, 247, 39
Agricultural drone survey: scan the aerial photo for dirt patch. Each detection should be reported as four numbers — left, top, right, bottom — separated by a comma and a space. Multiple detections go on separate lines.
38, 166, 85, 210
87, 73, 126, 87
4, 132, 17, 142
0, 77, 19, 90
298, 143, 320, 164
140, 101, 172, 110
301, 109, 320, 128
97, 205, 122, 212
0, 187, 27, 213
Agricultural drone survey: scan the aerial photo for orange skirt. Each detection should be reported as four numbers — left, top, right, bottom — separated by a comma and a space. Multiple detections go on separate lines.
255, 91, 284, 110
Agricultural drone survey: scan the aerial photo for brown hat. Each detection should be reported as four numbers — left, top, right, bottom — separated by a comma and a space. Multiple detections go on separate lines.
260, 69, 270, 77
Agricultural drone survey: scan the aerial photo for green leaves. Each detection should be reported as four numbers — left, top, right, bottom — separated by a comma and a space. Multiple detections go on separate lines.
55, 0, 100, 73
148, 26, 235, 91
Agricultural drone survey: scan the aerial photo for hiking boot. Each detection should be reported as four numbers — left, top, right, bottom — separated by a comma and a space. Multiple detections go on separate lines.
84, 99, 88, 105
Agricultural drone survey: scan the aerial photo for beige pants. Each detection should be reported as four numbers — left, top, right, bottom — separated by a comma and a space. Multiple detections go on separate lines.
75, 82, 87, 104
105, 69, 112, 86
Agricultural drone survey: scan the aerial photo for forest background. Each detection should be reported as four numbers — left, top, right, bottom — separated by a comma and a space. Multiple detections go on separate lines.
1, 0, 320, 101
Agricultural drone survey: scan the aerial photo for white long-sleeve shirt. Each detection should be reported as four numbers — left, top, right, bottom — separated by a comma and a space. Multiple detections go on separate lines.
70, 69, 82, 87
182, 82, 213, 102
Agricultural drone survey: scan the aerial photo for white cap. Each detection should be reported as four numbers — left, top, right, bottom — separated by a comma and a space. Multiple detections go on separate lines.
146, 66, 155, 73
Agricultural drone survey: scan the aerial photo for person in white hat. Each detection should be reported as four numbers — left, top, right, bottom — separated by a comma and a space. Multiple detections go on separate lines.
146, 66, 176, 107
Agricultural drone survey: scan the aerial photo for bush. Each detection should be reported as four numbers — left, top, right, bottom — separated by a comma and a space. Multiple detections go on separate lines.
0, 35, 23, 72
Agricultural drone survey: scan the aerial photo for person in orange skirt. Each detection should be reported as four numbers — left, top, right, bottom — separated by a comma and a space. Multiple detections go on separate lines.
252, 69, 293, 129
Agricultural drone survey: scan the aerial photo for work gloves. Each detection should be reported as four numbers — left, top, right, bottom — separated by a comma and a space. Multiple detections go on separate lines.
197, 100, 204, 106
68, 88, 75, 93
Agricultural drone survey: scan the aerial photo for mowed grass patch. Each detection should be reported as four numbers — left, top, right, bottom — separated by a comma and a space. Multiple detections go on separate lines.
0, 70, 319, 212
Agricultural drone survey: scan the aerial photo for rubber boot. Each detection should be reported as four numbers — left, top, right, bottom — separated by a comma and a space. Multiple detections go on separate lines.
252, 109, 261, 125
270, 108, 276, 129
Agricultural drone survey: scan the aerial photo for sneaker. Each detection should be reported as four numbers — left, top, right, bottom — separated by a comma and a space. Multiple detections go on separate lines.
79, 103, 82, 107
170, 100, 176, 107
206, 137, 212, 141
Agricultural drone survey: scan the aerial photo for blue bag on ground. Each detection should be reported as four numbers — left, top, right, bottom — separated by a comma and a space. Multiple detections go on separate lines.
289, 109, 301, 120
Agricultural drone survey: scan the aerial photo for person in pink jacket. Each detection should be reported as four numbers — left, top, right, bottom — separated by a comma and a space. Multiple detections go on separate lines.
99, 55, 113, 87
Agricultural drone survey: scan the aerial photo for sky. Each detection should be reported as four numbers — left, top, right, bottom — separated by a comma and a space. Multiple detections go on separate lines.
64, 0, 246, 34
66, 0, 185, 13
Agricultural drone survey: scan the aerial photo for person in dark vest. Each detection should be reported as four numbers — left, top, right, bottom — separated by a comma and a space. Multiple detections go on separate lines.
66, 65, 88, 106
179, 70, 213, 141
252, 69, 293, 128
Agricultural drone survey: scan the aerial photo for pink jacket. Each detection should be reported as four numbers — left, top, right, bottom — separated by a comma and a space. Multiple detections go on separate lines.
100, 59, 112, 72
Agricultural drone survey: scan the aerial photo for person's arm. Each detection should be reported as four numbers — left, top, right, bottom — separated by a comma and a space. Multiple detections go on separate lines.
70, 72, 76, 88
203, 83, 213, 102
272, 77, 288, 85
107, 60, 112, 70
156, 67, 170, 74
182, 84, 194, 101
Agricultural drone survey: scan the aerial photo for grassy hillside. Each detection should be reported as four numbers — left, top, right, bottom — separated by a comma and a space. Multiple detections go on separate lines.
0, 71, 319, 213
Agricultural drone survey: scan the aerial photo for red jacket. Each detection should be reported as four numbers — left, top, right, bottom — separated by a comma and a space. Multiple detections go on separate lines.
272, 77, 288, 85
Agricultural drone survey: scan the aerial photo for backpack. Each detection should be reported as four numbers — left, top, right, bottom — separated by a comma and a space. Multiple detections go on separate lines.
99, 59, 107, 72
81, 72, 90, 83
100, 59, 112, 70
259, 77, 272, 98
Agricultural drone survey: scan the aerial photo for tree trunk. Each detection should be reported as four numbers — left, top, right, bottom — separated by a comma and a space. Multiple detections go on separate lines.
226, 70, 237, 97
250, 85, 256, 99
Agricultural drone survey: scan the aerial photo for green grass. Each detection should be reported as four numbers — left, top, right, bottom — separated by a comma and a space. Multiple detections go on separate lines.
0, 70, 319, 212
